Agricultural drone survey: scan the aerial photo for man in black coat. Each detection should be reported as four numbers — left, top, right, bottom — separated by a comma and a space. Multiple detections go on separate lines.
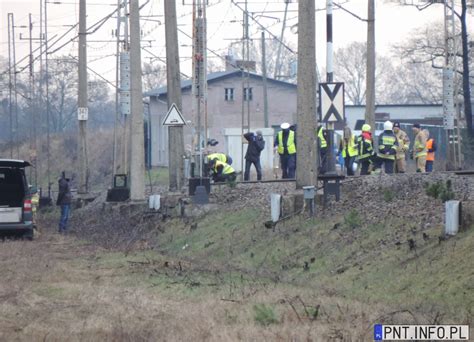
244, 130, 265, 181
56, 171, 72, 233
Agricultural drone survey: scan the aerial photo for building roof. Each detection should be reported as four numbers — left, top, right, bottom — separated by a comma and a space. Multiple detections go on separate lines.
144, 70, 296, 97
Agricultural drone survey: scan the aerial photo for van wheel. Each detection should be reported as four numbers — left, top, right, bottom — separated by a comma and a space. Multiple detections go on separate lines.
23, 231, 34, 241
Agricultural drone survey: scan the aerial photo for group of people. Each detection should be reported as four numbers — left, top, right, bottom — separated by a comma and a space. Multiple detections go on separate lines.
273, 120, 436, 178
206, 130, 266, 183
207, 120, 437, 182
339, 121, 436, 175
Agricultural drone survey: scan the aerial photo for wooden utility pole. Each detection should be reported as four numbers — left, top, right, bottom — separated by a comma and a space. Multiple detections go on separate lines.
129, 0, 145, 200
365, 0, 375, 132
164, 0, 185, 191
296, 0, 318, 188
78, 0, 89, 193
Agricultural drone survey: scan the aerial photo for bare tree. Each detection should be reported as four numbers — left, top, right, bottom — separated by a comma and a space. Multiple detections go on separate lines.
228, 38, 297, 82
142, 62, 167, 93
390, 0, 473, 135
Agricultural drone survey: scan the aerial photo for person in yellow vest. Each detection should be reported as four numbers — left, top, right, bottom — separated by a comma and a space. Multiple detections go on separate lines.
338, 126, 358, 176
317, 125, 328, 174
206, 152, 233, 165
373, 120, 398, 174
356, 124, 375, 175
209, 159, 236, 183
412, 123, 427, 172
274, 122, 296, 179
393, 122, 410, 173
424, 129, 436, 172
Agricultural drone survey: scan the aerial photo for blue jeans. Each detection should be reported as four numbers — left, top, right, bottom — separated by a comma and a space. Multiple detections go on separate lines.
280, 154, 296, 179
425, 160, 433, 172
59, 204, 70, 232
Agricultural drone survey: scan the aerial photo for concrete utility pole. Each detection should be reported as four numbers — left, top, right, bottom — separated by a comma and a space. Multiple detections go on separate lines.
261, 31, 269, 128
129, 0, 146, 200
443, 0, 459, 170
296, 0, 318, 188
365, 0, 376, 132
78, 0, 89, 193
165, 0, 185, 191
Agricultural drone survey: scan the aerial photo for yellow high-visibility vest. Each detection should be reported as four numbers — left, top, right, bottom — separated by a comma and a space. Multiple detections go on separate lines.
318, 127, 327, 148
277, 130, 296, 155
214, 161, 235, 175
342, 136, 358, 158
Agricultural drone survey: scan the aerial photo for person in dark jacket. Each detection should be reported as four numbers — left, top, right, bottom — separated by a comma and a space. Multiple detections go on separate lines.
56, 171, 72, 233
244, 130, 265, 181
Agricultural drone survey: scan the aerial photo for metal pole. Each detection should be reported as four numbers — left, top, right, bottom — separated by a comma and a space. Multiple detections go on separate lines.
45, 0, 52, 196
7, 13, 13, 159
261, 31, 269, 128
245, 0, 250, 136
78, 0, 89, 194
29, 13, 37, 185
164, 0, 185, 191
38, 0, 44, 186
296, 0, 318, 188
274, 0, 289, 80
112, 0, 121, 183
129, 0, 146, 200
326, 0, 336, 174
326, 0, 333, 83
123, 0, 130, 175
12, 14, 20, 159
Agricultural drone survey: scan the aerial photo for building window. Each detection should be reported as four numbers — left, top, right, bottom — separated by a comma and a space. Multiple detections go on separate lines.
224, 88, 234, 101
244, 87, 253, 101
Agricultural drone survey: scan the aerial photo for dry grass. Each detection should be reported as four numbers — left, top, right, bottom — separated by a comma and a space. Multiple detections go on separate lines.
0, 219, 404, 342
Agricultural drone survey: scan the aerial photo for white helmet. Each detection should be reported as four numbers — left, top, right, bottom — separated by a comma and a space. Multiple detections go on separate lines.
280, 122, 290, 129
383, 120, 393, 131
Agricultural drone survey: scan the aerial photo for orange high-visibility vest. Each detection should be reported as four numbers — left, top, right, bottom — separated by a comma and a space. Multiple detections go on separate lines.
426, 139, 435, 161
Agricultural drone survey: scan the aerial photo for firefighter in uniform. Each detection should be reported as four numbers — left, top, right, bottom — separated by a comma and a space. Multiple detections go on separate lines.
374, 121, 398, 174
412, 123, 427, 172
356, 124, 375, 175
393, 122, 410, 173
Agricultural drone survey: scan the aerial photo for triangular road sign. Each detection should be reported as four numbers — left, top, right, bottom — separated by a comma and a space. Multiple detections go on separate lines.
163, 103, 186, 126
327, 113, 338, 122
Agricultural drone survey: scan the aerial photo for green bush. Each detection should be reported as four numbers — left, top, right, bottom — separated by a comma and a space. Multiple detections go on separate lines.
383, 188, 395, 202
425, 180, 455, 202
344, 209, 362, 229
253, 304, 279, 326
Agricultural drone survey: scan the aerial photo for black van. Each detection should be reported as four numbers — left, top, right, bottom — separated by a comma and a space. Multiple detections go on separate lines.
0, 159, 33, 240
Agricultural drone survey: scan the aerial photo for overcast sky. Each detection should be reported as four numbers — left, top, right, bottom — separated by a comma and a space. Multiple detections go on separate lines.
0, 0, 472, 85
